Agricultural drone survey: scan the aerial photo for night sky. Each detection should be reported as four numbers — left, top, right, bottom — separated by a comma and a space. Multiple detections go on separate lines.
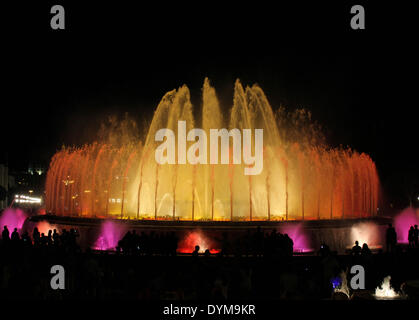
2, 2, 418, 208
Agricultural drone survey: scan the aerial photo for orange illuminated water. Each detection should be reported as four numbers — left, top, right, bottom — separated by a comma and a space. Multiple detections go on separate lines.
45, 79, 379, 221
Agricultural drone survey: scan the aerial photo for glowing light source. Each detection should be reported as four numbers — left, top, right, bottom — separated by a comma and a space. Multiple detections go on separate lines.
36, 221, 56, 234
350, 222, 380, 247
375, 276, 399, 299
177, 230, 220, 254
63, 179, 74, 186
14, 194, 42, 204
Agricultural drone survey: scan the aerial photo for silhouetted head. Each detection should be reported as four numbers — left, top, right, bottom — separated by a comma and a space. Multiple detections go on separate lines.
14, 228, 17, 232
195, 245, 200, 252
3, 226, 7, 230
362, 243, 369, 249
355, 241, 359, 246
415, 225, 418, 229
388, 223, 392, 228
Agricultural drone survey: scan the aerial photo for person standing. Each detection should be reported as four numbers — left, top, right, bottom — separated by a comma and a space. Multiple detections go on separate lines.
386, 224, 397, 253
2, 226, 10, 242
408, 226, 415, 248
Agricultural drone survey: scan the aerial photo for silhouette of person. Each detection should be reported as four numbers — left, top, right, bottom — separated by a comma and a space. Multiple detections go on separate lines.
21, 231, 32, 247
318, 243, 330, 257
33, 227, 40, 246
408, 226, 415, 248
361, 243, 371, 256
2, 226, 10, 242
192, 245, 200, 257
47, 230, 53, 246
351, 241, 362, 255
414, 225, 419, 248
11, 228, 20, 241
385, 223, 397, 253
40, 233, 47, 246
283, 233, 294, 256
53, 229, 59, 245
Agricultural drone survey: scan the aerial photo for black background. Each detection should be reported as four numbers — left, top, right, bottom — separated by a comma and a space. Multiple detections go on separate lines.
2, 1, 418, 210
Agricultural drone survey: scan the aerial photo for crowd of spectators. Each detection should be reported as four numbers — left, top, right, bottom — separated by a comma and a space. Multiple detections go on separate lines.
117, 230, 178, 255
0, 224, 418, 300
1, 225, 79, 251
116, 227, 294, 258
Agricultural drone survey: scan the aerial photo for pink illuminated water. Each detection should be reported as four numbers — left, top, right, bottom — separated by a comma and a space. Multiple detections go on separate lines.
93, 220, 126, 250
279, 224, 312, 252
394, 207, 419, 243
0, 208, 27, 232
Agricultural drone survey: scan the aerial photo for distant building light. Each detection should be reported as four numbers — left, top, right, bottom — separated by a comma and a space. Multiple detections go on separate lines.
14, 194, 42, 204
29, 190, 33, 194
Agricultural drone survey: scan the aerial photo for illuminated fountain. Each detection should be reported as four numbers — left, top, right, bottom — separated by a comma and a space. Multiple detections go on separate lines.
279, 224, 311, 252
394, 207, 419, 244
333, 271, 350, 299
45, 79, 379, 221
93, 220, 126, 251
0, 208, 27, 231
177, 229, 220, 254
375, 276, 400, 299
